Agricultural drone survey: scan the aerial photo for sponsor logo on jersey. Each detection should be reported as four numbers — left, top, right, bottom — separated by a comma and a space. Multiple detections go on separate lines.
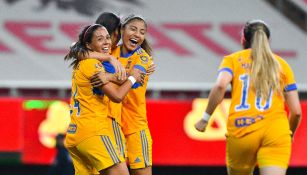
67, 124, 77, 134
235, 115, 264, 127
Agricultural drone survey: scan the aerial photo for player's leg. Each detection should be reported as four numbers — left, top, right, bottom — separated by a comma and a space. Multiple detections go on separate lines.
126, 128, 152, 175
66, 146, 94, 175
226, 130, 262, 175
227, 166, 254, 175
257, 118, 291, 175
259, 167, 286, 175
110, 118, 127, 160
76, 135, 128, 175
100, 162, 129, 175
130, 167, 152, 175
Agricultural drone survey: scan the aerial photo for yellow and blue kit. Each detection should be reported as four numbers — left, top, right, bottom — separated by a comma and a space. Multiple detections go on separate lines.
219, 49, 297, 169
102, 60, 126, 159
65, 59, 109, 147
65, 59, 124, 173
112, 46, 153, 135
113, 46, 153, 168
218, 49, 297, 138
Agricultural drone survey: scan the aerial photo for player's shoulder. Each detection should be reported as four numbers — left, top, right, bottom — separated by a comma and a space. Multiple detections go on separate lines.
226, 49, 250, 59
134, 48, 151, 64
133, 47, 149, 57
111, 46, 121, 56
273, 54, 288, 65
80, 58, 100, 64
79, 59, 103, 70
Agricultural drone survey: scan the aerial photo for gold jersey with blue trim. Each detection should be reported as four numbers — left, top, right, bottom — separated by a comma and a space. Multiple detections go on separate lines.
219, 49, 297, 138
102, 60, 123, 126
65, 59, 110, 147
112, 46, 153, 135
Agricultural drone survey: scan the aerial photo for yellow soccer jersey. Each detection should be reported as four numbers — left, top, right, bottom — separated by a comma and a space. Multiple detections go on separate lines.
113, 46, 152, 135
103, 52, 123, 126
107, 99, 122, 125
65, 59, 110, 147
219, 49, 297, 138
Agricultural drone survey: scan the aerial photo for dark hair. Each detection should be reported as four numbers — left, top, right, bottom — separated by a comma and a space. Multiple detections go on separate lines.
64, 24, 103, 68
122, 14, 152, 56
95, 12, 121, 36
242, 20, 270, 49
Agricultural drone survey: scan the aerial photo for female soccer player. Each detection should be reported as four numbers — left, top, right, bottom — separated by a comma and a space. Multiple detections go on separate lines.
194, 20, 301, 175
64, 24, 144, 175
116, 14, 153, 175
79, 12, 156, 163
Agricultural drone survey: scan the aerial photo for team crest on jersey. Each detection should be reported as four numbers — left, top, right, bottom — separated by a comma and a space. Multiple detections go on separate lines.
140, 56, 148, 64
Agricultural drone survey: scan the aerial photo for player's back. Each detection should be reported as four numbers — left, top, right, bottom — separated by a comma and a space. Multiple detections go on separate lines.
219, 49, 296, 137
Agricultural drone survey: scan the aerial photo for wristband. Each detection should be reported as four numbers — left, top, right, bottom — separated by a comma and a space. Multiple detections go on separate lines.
202, 112, 211, 122
128, 76, 136, 85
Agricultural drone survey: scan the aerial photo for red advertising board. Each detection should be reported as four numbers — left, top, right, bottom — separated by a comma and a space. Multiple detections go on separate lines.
0, 98, 306, 166
0, 98, 23, 152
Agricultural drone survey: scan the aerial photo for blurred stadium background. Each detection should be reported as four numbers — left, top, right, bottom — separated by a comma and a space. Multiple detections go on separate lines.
0, 0, 307, 174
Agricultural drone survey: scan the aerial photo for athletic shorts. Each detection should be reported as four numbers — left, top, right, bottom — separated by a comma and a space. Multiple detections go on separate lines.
109, 118, 127, 159
67, 135, 124, 175
126, 128, 152, 169
226, 117, 291, 172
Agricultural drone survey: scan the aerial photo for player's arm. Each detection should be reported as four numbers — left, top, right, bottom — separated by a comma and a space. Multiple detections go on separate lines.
101, 68, 145, 103
80, 51, 126, 80
284, 90, 302, 140
194, 71, 232, 132
282, 60, 302, 140
90, 72, 127, 87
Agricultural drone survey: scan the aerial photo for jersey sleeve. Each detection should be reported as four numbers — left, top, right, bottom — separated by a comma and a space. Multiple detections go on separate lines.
133, 54, 152, 73
281, 60, 297, 92
218, 55, 234, 76
79, 59, 106, 95
132, 53, 152, 89
80, 59, 105, 79
102, 61, 115, 74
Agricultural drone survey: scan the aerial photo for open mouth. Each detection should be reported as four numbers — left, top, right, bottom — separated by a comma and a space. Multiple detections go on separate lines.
102, 47, 109, 53
129, 38, 138, 46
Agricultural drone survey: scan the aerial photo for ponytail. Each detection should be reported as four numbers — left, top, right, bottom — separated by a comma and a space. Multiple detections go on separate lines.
64, 41, 88, 69
250, 28, 282, 99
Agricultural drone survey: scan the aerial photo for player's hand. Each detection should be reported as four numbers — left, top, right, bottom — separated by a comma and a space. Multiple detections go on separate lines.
194, 119, 208, 132
130, 68, 145, 85
90, 72, 109, 87
146, 62, 156, 76
109, 56, 126, 81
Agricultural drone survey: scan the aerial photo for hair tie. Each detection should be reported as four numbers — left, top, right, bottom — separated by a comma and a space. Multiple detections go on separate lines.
83, 24, 103, 42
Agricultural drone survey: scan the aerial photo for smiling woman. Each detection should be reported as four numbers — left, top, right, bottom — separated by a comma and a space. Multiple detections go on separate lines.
109, 14, 154, 175
121, 14, 152, 56
63, 24, 144, 175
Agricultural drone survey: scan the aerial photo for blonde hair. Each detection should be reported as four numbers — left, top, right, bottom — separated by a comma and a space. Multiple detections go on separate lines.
250, 25, 282, 99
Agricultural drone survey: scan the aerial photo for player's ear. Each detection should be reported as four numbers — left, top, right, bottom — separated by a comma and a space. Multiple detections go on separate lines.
85, 42, 92, 50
